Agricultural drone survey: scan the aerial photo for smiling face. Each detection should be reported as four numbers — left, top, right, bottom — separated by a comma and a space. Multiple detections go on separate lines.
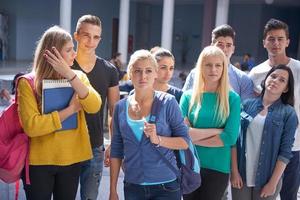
265, 69, 289, 96
74, 23, 101, 52
60, 40, 76, 66
130, 58, 157, 90
156, 56, 175, 84
263, 29, 290, 57
202, 55, 224, 86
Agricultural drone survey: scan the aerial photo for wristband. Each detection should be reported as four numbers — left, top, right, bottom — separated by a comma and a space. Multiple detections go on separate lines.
155, 136, 162, 147
68, 74, 77, 82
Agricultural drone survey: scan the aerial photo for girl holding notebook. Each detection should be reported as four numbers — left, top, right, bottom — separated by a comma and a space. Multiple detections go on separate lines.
17, 26, 101, 200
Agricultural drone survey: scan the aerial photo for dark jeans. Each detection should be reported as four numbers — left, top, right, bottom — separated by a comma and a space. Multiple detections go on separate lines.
280, 151, 300, 200
183, 168, 229, 200
22, 163, 82, 200
124, 180, 181, 200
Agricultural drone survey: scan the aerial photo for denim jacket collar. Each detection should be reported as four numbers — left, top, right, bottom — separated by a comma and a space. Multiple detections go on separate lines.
254, 96, 283, 112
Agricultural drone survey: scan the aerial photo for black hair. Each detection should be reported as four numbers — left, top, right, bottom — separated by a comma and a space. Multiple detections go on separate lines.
263, 18, 289, 40
153, 48, 175, 62
211, 24, 235, 44
11, 72, 25, 94
112, 52, 121, 59
261, 65, 294, 106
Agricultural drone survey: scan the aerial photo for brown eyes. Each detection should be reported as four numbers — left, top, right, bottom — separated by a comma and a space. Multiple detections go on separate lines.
270, 74, 287, 83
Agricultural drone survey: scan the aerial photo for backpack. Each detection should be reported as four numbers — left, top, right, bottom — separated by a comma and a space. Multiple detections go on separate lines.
0, 73, 34, 184
149, 92, 201, 195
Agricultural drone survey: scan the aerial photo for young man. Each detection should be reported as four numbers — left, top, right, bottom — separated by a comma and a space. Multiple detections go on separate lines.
73, 15, 120, 200
182, 24, 254, 101
249, 18, 300, 200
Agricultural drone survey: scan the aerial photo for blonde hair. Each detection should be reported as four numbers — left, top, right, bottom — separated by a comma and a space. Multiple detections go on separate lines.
127, 49, 158, 79
33, 25, 72, 104
189, 46, 230, 124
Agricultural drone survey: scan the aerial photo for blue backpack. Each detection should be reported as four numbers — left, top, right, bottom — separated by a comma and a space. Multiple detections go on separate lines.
149, 93, 201, 195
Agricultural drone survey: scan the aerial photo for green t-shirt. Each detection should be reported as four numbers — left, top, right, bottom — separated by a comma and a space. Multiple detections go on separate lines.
180, 90, 241, 173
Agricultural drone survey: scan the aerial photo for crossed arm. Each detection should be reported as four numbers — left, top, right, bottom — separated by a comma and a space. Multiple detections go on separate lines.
188, 127, 224, 147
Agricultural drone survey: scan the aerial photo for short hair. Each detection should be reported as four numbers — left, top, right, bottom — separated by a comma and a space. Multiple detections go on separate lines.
127, 49, 158, 76
112, 52, 121, 59
153, 48, 175, 63
261, 64, 294, 106
211, 24, 235, 44
263, 18, 289, 39
76, 15, 101, 33
244, 53, 251, 57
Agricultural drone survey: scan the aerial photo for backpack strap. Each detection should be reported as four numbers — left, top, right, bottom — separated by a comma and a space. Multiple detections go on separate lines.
149, 92, 167, 123
15, 180, 19, 200
15, 72, 35, 103
149, 92, 181, 178
15, 72, 35, 185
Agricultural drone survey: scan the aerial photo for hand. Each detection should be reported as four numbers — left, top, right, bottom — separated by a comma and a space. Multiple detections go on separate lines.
44, 47, 74, 79
230, 171, 243, 189
69, 94, 81, 113
104, 145, 111, 167
0, 89, 11, 102
184, 117, 191, 127
144, 121, 159, 144
260, 181, 277, 198
109, 191, 119, 200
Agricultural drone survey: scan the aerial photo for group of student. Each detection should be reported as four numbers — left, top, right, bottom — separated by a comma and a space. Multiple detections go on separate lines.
14, 13, 300, 200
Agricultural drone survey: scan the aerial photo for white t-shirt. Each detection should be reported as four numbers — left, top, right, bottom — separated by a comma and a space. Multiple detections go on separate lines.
249, 58, 300, 151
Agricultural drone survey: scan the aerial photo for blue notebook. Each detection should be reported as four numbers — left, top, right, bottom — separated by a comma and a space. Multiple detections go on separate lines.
42, 79, 78, 131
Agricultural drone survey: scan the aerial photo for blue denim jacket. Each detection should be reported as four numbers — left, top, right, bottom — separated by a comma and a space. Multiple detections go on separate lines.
111, 91, 189, 184
236, 97, 298, 188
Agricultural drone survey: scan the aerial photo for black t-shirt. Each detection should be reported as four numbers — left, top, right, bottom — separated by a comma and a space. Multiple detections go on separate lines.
167, 85, 183, 103
73, 57, 119, 148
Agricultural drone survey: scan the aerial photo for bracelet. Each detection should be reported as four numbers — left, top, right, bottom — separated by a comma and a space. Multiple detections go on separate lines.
68, 74, 77, 82
155, 136, 162, 147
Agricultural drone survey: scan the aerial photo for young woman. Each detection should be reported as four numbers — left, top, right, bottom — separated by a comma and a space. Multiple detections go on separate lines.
17, 26, 101, 200
179, 46, 241, 200
152, 48, 182, 103
231, 65, 298, 200
109, 49, 189, 200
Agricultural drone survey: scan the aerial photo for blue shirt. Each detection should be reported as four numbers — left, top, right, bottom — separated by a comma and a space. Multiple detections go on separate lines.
111, 91, 190, 184
237, 97, 298, 188
182, 64, 254, 101
167, 85, 183, 103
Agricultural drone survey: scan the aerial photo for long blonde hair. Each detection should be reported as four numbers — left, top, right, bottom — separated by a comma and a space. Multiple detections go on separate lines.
33, 26, 72, 103
189, 46, 230, 124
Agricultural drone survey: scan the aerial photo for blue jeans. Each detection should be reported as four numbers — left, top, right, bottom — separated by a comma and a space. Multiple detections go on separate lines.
80, 145, 105, 200
124, 180, 181, 200
280, 151, 300, 200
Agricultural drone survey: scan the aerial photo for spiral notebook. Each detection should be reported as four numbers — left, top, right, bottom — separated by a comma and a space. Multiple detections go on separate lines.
42, 79, 78, 131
